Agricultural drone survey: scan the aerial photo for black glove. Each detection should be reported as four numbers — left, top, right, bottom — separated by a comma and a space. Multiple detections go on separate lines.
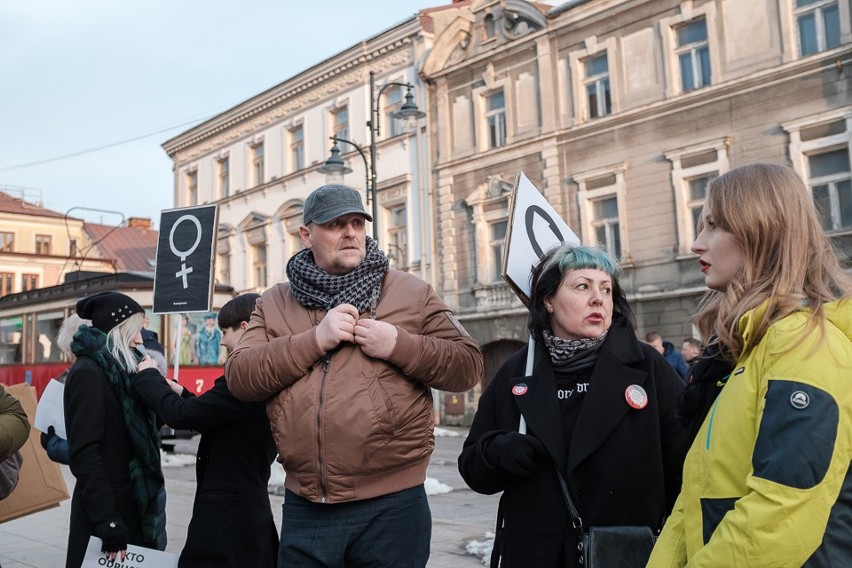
40, 425, 56, 451
94, 519, 129, 553
485, 432, 548, 477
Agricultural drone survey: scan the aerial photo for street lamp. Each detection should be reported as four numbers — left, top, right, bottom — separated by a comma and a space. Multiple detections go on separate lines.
319, 70, 425, 241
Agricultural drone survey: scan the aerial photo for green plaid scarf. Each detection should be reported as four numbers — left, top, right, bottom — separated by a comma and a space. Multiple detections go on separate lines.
71, 325, 164, 544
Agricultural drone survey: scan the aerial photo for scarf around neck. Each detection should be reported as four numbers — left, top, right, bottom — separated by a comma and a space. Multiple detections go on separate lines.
71, 325, 163, 544
543, 329, 608, 374
286, 236, 389, 313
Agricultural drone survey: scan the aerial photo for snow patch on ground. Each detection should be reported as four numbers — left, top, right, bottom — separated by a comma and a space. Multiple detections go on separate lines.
434, 427, 464, 437
424, 476, 453, 496
465, 532, 494, 565
160, 451, 195, 468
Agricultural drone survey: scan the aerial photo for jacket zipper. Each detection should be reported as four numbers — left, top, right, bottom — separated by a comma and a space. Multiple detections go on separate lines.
317, 353, 332, 503
704, 372, 733, 450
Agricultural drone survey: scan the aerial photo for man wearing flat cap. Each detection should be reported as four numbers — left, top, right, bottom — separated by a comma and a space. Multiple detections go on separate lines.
226, 184, 483, 567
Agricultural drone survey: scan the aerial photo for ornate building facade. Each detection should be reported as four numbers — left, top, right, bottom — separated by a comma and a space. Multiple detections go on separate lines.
422, 0, 852, 416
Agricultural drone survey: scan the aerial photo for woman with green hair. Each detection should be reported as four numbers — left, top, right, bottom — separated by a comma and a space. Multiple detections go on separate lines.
459, 244, 688, 567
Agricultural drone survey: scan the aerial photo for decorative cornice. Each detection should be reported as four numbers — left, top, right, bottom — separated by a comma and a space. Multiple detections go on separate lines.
166, 28, 421, 163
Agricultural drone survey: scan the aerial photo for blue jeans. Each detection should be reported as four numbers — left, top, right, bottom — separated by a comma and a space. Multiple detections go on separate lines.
278, 485, 431, 568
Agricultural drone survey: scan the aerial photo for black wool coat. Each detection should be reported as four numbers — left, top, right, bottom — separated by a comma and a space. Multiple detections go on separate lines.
64, 356, 157, 568
458, 324, 689, 568
132, 371, 278, 568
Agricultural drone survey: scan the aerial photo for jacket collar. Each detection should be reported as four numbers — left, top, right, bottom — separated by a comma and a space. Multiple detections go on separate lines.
510, 324, 648, 476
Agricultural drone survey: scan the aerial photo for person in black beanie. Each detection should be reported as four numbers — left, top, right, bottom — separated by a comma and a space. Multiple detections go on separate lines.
64, 291, 165, 568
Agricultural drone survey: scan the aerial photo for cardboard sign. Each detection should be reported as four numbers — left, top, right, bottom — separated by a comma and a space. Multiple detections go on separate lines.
82, 536, 178, 568
153, 204, 218, 314
0, 383, 69, 522
502, 172, 579, 306
34, 378, 66, 439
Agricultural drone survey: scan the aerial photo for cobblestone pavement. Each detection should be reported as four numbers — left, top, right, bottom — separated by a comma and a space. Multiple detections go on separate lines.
0, 427, 498, 568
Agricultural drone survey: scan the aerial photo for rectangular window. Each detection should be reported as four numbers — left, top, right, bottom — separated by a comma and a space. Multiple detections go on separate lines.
388, 205, 407, 268
584, 54, 612, 119
187, 171, 198, 206
252, 244, 267, 289
291, 127, 305, 172
796, 0, 841, 56
1, 232, 14, 252
36, 310, 63, 363
688, 174, 714, 234
0, 272, 13, 296
592, 196, 621, 260
486, 91, 506, 149
252, 143, 265, 187
676, 18, 711, 92
35, 234, 51, 256
21, 273, 38, 291
490, 220, 507, 281
385, 87, 404, 138
808, 148, 852, 231
0, 316, 23, 364
218, 158, 230, 198
217, 253, 230, 285
333, 107, 349, 143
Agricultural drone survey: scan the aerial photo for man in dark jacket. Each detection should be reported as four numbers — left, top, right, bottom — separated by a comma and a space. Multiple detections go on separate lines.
645, 331, 688, 380
133, 293, 278, 568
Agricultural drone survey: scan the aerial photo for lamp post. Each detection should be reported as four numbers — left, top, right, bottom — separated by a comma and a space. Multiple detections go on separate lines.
319, 70, 425, 241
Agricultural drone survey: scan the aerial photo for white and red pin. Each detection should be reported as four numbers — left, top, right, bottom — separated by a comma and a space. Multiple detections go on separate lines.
625, 384, 648, 409
512, 383, 528, 396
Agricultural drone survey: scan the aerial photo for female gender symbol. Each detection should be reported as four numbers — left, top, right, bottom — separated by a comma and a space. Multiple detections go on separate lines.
169, 214, 203, 289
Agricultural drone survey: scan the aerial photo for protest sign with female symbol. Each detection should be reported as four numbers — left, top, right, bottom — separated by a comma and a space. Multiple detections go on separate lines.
153, 204, 218, 314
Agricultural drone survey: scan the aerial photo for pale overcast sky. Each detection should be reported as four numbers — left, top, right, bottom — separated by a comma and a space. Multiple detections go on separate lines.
0, 1, 451, 227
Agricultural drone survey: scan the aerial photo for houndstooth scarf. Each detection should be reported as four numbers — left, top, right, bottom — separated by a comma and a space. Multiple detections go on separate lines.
286, 237, 389, 313
543, 329, 608, 374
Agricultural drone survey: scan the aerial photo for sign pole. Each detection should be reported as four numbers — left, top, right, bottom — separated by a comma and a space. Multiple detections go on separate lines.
501, 172, 579, 435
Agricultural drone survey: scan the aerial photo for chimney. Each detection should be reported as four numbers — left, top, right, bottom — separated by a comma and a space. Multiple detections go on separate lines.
127, 217, 152, 230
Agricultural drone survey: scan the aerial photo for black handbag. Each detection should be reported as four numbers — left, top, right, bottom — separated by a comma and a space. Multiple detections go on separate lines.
555, 468, 657, 567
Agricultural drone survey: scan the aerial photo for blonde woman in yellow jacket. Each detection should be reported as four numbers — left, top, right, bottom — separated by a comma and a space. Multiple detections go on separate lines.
648, 162, 852, 567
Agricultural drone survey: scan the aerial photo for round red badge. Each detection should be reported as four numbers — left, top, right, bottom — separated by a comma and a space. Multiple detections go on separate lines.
512, 384, 528, 396
625, 384, 648, 409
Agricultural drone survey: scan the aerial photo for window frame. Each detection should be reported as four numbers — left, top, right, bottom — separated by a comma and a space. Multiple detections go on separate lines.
575, 162, 629, 261
331, 105, 349, 144
484, 89, 507, 149
186, 168, 198, 206
794, 0, 842, 56
35, 234, 52, 256
383, 86, 404, 139
568, 37, 618, 123
0, 272, 13, 295
783, 107, 852, 234
251, 141, 265, 188
0, 231, 14, 252
218, 156, 230, 199
659, 4, 719, 97
464, 177, 513, 285
665, 137, 731, 254
21, 273, 38, 291
290, 125, 305, 173
252, 242, 267, 289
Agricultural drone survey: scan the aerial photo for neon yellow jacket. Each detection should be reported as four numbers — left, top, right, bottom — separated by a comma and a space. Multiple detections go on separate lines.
649, 299, 852, 567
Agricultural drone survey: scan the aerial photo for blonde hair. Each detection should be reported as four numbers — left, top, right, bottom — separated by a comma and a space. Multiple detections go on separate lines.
693, 162, 851, 360
107, 312, 144, 374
